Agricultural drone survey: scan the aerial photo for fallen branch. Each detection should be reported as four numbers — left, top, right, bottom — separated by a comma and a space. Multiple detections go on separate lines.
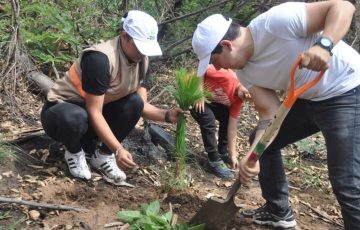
152, 46, 192, 62
0, 196, 87, 212
163, 35, 192, 54
149, 88, 167, 103
2, 128, 45, 143
299, 200, 343, 228
159, 0, 232, 26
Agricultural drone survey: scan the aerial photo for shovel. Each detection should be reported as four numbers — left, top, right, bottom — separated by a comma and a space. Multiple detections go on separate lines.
189, 55, 325, 229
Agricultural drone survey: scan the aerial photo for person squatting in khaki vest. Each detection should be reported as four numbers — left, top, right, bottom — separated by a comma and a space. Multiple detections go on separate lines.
41, 10, 182, 181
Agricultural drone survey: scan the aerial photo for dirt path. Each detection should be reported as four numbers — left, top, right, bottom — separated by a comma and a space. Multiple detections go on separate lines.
0, 122, 343, 230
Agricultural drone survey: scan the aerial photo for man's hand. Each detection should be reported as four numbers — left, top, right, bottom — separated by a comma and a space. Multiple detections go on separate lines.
166, 108, 184, 124
116, 148, 137, 170
237, 153, 260, 184
301, 46, 330, 72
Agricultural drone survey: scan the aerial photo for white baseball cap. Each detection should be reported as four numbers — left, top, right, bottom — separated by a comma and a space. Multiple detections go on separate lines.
122, 10, 162, 56
192, 14, 232, 76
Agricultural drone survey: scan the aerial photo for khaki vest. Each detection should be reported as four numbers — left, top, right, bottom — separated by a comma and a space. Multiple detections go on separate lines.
47, 36, 149, 104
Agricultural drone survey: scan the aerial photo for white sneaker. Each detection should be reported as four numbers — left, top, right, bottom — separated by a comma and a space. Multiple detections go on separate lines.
64, 149, 91, 180
90, 149, 126, 181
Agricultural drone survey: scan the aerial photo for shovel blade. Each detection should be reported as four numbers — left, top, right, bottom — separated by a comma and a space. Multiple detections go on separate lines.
190, 196, 240, 229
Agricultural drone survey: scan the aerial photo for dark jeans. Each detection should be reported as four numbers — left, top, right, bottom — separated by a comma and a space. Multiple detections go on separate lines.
260, 85, 360, 230
191, 103, 229, 162
41, 93, 144, 154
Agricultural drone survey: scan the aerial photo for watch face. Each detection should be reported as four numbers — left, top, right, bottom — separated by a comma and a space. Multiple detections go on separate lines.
321, 38, 332, 47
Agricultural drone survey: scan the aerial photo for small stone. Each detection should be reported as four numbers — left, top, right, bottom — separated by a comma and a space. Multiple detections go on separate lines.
29, 210, 40, 220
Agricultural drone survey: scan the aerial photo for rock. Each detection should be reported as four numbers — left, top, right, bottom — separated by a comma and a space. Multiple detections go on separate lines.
29, 210, 40, 220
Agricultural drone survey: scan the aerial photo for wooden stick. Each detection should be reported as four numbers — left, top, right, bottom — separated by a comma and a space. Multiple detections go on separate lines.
104, 222, 124, 228
149, 88, 167, 103
299, 200, 343, 228
0, 196, 86, 212
159, 0, 231, 26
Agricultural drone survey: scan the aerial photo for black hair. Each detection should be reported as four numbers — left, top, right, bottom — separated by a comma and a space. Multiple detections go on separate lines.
211, 17, 241, 55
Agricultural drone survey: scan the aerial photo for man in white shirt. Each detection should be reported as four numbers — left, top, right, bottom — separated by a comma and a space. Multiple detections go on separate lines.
192, 1, 359, 229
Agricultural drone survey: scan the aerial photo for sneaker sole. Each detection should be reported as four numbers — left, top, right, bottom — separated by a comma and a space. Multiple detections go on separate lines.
254, 219, 297, 229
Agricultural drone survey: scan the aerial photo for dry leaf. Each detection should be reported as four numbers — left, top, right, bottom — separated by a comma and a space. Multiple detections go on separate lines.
206, 193, 215, 198
10, 188, 20, 193
29, 149, 37, 155
2, 171, 13, 177
224, 181, 232, 188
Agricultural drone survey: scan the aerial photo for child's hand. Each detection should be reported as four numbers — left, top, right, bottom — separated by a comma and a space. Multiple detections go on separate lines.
237, 84, 251, 100
230, 155, 239, 169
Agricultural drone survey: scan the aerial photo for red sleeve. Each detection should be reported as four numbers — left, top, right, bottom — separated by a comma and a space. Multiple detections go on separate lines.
229, 98, 243, 118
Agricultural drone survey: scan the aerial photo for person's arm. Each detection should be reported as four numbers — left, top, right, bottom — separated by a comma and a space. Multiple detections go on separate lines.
227, 116, 238, 169
237, 86, 280, 183
85, 94, 136, 169
137, 86, 182, 123
302, 1, 356, 71
81, 51, 136, 170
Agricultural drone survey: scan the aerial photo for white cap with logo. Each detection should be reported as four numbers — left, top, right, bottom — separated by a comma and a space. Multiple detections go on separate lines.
192, 14, 232, 76
122, 10, 162, 56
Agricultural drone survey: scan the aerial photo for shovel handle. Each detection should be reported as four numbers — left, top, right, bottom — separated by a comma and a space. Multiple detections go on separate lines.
248, 54, 326, 163
284, 54, 326, 108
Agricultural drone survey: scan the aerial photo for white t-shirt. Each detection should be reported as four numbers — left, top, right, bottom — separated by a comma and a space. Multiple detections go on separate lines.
237, 2, 360, 101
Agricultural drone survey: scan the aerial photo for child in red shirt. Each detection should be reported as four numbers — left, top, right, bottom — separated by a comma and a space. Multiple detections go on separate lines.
191, 64, 250, 179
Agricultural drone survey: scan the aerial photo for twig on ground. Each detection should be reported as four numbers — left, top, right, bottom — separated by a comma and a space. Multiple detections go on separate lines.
2, 128, 44, 143
149, 88, 168, 103
299, 200, 343, 228
288, 185, 300, 191
52, 62, 60, 79
119, 223, 130, 230
104, 222, 124, 228
0, 196, 87, 212
80, 222, 93, 230
351, 35, 358, 47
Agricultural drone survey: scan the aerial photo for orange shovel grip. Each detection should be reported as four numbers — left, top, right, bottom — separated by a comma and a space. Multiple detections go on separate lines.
283, 55, 325, 108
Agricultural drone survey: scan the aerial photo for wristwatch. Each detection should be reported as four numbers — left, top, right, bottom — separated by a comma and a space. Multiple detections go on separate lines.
314, 36, 333, 55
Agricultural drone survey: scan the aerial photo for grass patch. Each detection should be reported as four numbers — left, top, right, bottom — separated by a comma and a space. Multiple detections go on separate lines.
0, 137, 17, 163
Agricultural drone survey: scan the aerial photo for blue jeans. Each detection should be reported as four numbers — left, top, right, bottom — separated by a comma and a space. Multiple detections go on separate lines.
260, 85, 360, 230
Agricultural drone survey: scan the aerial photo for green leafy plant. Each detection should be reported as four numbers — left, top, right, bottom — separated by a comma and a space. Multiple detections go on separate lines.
165, 69, 209, 190
118, 200, 204, 229
295, 134, 325, 156
302, 167, 323, 190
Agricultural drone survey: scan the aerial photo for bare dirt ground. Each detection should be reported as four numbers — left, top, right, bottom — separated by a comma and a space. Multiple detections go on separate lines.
0, 72, 344, 230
